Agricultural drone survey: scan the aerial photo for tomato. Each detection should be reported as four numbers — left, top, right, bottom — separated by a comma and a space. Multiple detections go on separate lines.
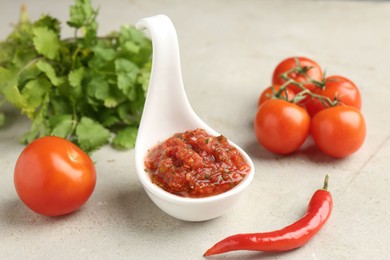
305, 75, 362, 117
258, 85, 296, 107
14, 136, 96, 216
311, 106, 366, 158
254, 99, 310, 155
272, 57, 323, 94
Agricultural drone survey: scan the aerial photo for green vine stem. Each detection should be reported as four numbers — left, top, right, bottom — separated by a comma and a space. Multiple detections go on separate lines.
272, 65, 338, 108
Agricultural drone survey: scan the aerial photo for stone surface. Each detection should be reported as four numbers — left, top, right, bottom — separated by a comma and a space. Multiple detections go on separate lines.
1, 0, 389, 259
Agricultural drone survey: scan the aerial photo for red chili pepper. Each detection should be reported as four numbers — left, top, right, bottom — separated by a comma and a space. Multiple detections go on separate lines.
204, 175, 332, 257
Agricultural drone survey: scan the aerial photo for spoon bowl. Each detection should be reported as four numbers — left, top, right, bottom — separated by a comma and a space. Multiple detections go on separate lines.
135, 15, 255, 221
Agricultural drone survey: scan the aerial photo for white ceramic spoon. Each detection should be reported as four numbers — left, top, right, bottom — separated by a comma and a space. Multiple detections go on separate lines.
135, 15, 255, 221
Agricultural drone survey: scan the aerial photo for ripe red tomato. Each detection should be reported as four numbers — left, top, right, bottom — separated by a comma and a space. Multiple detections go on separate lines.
311, 106, 366, 158
272, 57, 323, 94
258, 85, 296, 107
254, 99, 310, 154
305, 75, 362, 117
14, 136, 96, 216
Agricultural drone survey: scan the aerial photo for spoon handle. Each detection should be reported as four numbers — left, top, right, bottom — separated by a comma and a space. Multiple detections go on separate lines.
136, 15, 194, 130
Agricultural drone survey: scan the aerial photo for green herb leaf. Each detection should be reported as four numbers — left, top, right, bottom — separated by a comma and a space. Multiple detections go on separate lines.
68, 67, 85, 88
0, 67, 26, 110
92, 44, 116, 62
0, 0, 152, 153
32, 27, 61, 60
115, 58, 138, 100
18, 63, 41, 87
67, 6, 84, 28
49, 114, 74, 138
34, 15, 61, 35
87, 76, 110, 103
0, 112, 5, 126
76, 117, 110, 152
67, 0, 95, 29
112, 127, 138, 149
21, 77, 51, 117
19, 94, 50, 144
36, 60, 64, 86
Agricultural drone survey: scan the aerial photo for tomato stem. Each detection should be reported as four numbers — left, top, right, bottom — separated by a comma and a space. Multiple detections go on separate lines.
274, 79, 294, 96
279, 68, 338, 107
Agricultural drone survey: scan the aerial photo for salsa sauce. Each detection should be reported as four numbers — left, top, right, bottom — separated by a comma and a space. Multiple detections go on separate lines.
144, 128, 251, 198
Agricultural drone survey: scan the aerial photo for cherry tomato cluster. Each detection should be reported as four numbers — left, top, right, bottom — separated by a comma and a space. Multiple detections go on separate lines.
254, 57, 366, 158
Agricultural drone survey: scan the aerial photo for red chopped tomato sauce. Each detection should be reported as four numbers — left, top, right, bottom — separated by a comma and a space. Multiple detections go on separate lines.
144, 128, 251, 198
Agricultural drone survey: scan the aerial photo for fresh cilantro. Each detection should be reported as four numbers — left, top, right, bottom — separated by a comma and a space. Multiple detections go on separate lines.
0, 0, 152, 153
36, 60, 65, 86
0, 112, 4, 126
21, 77, 51, 117
33, 15, 61, 35
76, 117, 110, 152
0, 68, 26, 110
112, 127, 138, 150
67, 0, 96, 29
49, 114, 74, 138
32, 27, 61, 60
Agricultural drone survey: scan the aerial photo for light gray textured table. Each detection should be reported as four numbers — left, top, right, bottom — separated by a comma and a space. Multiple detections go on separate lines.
1, 0, 389, 259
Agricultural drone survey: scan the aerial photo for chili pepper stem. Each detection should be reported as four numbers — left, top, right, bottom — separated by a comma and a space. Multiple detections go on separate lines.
323, 174, 329, 190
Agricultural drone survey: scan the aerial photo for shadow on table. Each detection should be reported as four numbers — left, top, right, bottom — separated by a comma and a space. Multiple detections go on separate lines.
204, 250, 302, 260
0, 176, 210, 233
244, 137, 347, 165
202, 250, 300, 260
0, 197, 82, 227
109, 184, 213, 232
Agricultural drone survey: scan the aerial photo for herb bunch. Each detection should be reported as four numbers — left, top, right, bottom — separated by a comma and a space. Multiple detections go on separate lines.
0, 0, 152, 152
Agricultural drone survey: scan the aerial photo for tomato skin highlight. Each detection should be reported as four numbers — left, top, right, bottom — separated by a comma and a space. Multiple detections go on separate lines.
311, 106, 366, 158
305, 75, 362, 117
272, 57, 323, 94
254, 99, 310, 155
258, 85, 296, 107
14, 136, 96, 216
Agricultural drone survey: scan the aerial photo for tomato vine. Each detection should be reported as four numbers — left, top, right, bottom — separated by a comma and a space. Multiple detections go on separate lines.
255, 56, 365, 157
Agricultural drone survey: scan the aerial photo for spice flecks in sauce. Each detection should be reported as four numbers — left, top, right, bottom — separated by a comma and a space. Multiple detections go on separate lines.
144, 128, 250, 198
